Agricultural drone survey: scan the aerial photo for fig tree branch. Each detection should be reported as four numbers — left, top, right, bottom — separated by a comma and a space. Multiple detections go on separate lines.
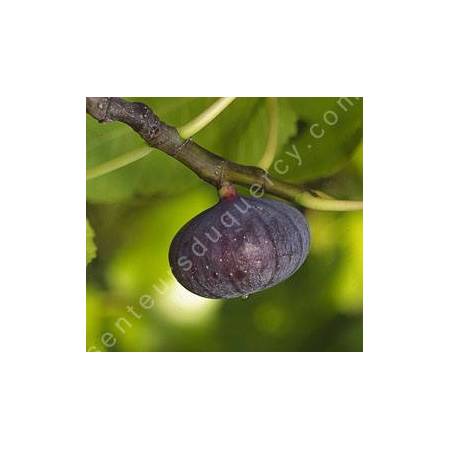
86, 97, 363, 212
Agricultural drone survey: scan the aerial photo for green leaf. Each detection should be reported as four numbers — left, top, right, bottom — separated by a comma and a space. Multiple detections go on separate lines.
210, 98, 299, 167
276, 97, 363, 183
86, 219, 97, 265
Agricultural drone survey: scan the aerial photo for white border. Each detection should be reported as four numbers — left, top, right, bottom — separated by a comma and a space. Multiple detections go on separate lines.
2, 1, 449, 449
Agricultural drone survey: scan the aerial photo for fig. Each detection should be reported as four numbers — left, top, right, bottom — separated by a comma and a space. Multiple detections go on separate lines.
169, 186, 310, 299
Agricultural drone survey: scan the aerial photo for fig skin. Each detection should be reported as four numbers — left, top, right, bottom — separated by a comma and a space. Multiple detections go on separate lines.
169, 193, 310, 299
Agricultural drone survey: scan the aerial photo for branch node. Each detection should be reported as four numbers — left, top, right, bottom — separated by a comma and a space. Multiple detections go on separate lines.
217, 160, 229, 188
257, 168, 270, 190
99, 97, 111, 122
173, 138, 191, 159
86, 97, 112, 122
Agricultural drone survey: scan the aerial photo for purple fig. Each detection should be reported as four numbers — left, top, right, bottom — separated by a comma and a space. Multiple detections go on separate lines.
169, 187, 310, 299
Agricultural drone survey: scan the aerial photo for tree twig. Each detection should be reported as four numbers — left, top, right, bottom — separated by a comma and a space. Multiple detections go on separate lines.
86, 97, 362, 212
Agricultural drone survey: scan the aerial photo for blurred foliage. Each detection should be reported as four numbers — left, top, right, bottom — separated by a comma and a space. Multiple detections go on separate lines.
86, 97, 363, 352
86, 219, 96, 265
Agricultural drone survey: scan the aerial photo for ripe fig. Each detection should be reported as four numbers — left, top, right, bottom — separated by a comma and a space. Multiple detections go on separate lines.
169, 186, 310, 299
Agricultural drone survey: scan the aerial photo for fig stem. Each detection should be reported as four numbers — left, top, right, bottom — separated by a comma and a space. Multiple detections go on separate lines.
86, 98, 363, 212
218, 182, 238, 200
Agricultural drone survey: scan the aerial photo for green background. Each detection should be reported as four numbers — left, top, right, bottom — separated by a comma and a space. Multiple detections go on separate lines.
86, 97, 363, 352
